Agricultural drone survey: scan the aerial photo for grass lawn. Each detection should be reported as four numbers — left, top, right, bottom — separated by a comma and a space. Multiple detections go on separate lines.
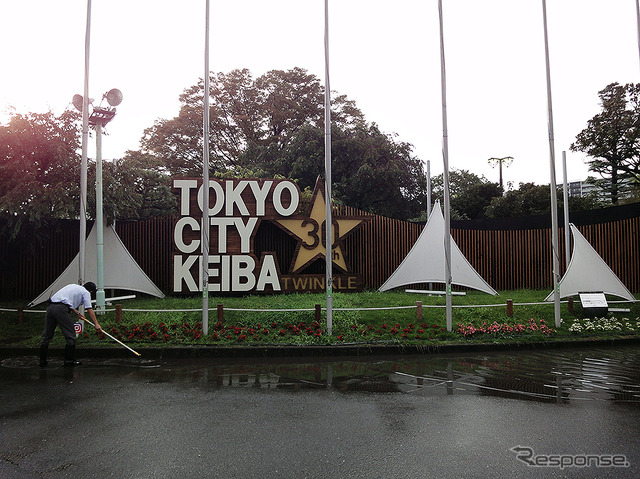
1, 289, 639, 350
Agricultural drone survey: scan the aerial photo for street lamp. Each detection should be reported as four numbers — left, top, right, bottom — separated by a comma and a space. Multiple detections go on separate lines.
488, 156, 513, 190
73, 88, 123, 314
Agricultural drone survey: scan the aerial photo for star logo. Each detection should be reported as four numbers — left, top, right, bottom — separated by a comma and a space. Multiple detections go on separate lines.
274, 178, 365, 274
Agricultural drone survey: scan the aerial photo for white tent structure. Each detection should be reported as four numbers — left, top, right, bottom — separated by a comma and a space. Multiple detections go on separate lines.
29, 222, 165, 306
379, 201, 497, 295
544, 223, 635, 302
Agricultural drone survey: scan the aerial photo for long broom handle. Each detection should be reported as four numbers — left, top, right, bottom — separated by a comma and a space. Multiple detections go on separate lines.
79, 316, 142, 357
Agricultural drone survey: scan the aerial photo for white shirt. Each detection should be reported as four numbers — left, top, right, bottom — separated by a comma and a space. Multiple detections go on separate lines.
50, 284, 93, 310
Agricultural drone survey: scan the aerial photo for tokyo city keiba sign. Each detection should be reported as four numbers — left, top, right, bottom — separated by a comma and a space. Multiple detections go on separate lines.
172, 177, 365, 294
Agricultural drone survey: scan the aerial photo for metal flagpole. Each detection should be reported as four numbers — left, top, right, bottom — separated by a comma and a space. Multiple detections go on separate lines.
324, 0, 333, 335
438, 0, 453, 331
542, 0, 561, 328
426, 160, 433, 292
426, 160, 432, 217
201, 0, 211, 335
562, 151, 571, 270
636, 0, 640, 70
79, 0, 91, 286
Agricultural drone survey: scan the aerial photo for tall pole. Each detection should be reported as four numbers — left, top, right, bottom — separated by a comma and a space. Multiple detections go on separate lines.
324, 0, 333, 335
79, 0, 91, 286
201, 0, 211, 335
636, 0, 640, 70
95, 123, 105, 313
426, 159, 432, 291
426, 159, 432, 217
542, 0, 561, 328
562, 151, 571, 270
438, 0, 452, 331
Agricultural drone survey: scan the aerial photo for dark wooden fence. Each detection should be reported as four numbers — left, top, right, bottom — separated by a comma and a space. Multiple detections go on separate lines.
1, 204, 639, 301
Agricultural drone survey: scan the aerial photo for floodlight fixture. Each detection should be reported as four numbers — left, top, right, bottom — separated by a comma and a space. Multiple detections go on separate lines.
71, 94, 95, 112
488, 156, 514, 168
488, 156, 514, 189
72, 94, 84, 112
104, 88, 123, 107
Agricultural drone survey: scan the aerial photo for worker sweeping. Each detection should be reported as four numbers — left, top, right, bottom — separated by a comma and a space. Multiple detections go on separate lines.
39, 282, 102, 367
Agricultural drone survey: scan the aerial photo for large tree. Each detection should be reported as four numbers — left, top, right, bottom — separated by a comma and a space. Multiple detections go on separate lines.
571, 82, 640, 204
141, 68, 365, 176
484, 182, 603, 218
0, 111, 81, 239
270, 123, 427, 219
0, 111, 176, 241
429, 169, 502, 220
138, 67, 428, 220
100, 151, 177, 221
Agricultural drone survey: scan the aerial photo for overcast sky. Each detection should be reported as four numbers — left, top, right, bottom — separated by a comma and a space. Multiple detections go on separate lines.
2, 0, 639, 187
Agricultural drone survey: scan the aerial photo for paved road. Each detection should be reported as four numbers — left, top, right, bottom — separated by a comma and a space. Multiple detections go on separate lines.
1, 349, 639, 478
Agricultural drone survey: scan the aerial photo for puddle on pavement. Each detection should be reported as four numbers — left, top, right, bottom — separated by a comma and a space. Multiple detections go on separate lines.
3, 345, 640, 403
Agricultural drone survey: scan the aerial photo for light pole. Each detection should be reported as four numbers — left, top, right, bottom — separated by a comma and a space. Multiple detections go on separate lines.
73, 88, 123, 314
488, 156, 513, 189
79, 0, 92, 288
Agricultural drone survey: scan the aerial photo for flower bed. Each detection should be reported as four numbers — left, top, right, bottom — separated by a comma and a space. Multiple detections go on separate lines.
567, 317, 640, 334
81, 317, 559, 346
455, 318, 555, 337
90, 320, 327, 345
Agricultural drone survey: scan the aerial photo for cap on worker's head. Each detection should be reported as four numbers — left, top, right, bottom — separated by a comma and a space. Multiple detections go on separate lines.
83, 282, 97, 294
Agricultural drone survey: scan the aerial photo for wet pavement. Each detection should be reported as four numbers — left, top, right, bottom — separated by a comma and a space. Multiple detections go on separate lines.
2, 345, 640, 478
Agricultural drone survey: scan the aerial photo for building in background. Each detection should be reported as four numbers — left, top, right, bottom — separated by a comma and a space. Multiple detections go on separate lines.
568, 178, 636, 203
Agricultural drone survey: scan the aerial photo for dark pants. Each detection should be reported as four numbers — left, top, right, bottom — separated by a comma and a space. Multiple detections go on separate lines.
41, 303, 76, 347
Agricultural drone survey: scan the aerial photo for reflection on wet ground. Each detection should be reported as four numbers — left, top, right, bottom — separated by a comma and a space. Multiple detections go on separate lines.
3, 345, 640, 403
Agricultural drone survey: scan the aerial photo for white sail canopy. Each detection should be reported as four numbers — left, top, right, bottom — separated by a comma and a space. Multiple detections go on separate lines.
545, 224, 635, 302
29, 222, 165, 306
379, 201, 497, 295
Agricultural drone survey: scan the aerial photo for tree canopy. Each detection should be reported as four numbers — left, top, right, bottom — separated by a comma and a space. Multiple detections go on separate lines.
429, 169, 502, 220
0, 111, 176, 241
12, 71, 636, 233
100, 151, 177, 222
138, 68, 427, 220
572, 82, 640, 204
140, 68, 364, 175
484, 182, 603, 218
0, 111, 81, 239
